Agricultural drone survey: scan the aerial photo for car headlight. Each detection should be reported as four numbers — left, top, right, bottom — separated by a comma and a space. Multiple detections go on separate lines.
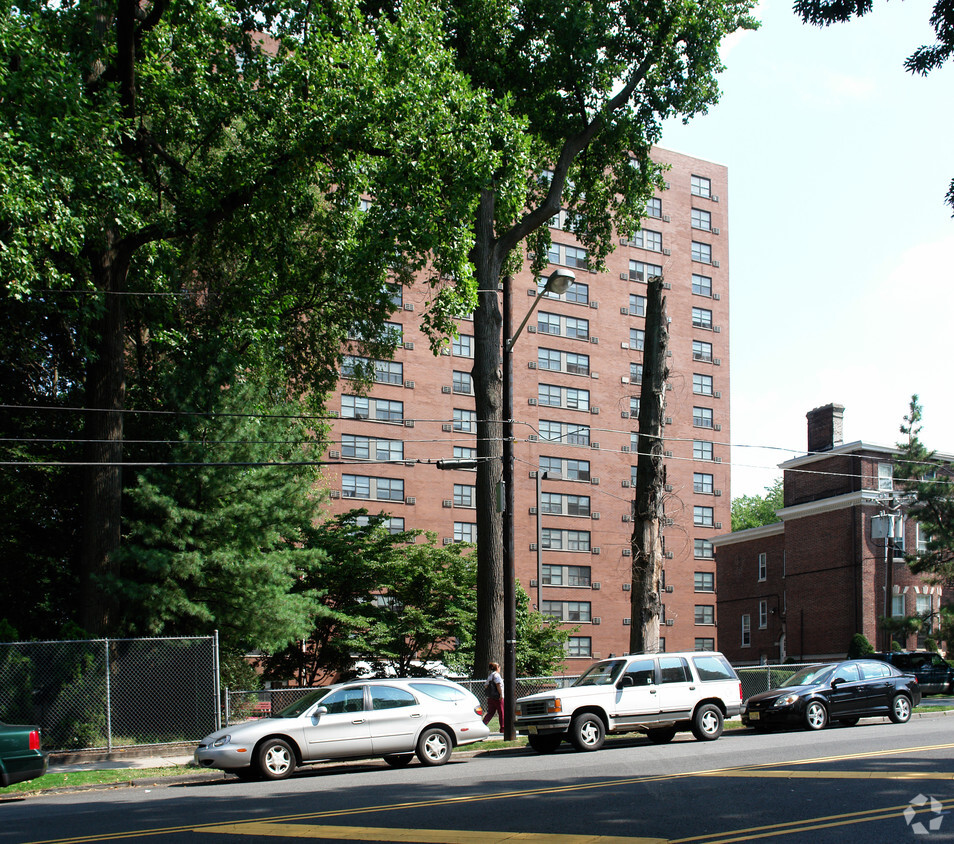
544, 698, 562, 715
773, 694, 800, 708
212, 735, 231, 747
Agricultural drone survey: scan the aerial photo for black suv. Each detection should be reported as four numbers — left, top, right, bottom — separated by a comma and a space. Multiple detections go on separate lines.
871, 651, 954, 695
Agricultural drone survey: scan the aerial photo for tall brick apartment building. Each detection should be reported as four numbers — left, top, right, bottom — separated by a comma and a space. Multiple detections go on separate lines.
714, 404, 951, 664
323, 146, 731, 666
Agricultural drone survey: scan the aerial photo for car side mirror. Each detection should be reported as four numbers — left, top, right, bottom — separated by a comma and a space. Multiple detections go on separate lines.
831, 677, 844, 687
618, 675, 634, 688
314, 706, 328, 716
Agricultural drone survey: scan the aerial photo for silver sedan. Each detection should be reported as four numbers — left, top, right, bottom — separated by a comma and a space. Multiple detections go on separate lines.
194, 678, 490, 780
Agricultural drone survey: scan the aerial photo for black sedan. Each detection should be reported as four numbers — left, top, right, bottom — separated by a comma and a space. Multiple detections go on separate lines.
742, 659, 921, 732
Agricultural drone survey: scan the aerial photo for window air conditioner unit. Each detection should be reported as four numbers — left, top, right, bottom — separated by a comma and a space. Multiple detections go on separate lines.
442, 386, 451, 394
329, 450, 340, 459
592, 582, 601, 590
622, 583, 631, 591
665, 585, 674, 593
592, 617, 601, 625
665, 619, 675, 626
405, 497, 415, 505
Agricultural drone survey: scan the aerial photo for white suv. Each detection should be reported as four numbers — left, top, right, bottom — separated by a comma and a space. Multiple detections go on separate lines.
516, 651, 742, 753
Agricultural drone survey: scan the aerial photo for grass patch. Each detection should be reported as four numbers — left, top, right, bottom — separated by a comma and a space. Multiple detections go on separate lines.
0, 765, 197, 796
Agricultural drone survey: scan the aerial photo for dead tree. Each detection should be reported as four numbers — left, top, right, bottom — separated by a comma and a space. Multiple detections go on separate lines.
630, 276, 669, 653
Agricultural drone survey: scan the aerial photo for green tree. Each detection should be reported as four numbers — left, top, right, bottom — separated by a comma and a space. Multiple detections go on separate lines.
438, 0, 758, 673
731, 479, 784, 532
795, 0, 954, 211
895, 396, 954, 580
0, 0, 506, 635
847, 633, 874, 659
115, 377, 325, 653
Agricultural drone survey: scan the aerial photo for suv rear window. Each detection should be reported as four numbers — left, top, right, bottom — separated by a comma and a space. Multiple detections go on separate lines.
692, 654, 735, 681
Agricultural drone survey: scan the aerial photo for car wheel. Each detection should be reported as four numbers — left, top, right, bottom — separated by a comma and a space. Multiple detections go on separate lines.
416, 727, 453, 766
646, 726, 678, 744
838, 716, 860, 727
383, 754, 414, 768
569, 713, 605, 752
528, 734, 563, 754
889, 694, 912, 724
691, 704, 724, 741
256, 737, 296, 780
804, 701, 828, 731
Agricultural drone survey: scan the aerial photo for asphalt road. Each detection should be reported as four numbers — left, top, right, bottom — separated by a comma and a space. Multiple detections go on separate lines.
5, 716, 954, 844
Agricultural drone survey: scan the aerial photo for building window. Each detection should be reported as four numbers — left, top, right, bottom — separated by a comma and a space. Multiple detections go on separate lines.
630, 397, 641, 417
691, 175, 711, 198
692, 340, 713, 362
693, 373, 713, 396
645, 197, 662, 218
454, 446, 476, 461
565, 352, 590, 375
694, 473, 714, 494
548, 242, 588, 269
694, 506, 714, 527
630, 363, 643, 383
891, 594, 905, 617
695, 539, 714, 559
691, 241, 712, 264
342, 475, 404, 501
917, 523, 930, 554
878, 463, 893, 492
453, 522, 477, 543
538, 311, 589, 340
691, 208, 712, 231
539, 275, 589, 304
540, 494, 591, 517
629, 260, 663, 283
452, 371, 473, 395
543, 564, 592, 587
452, 334, 473, 358
453, 484, 475, 508
692, 274, 712, 297
741, 614, 751, 647
542, 529, 591, 551
693, 440, 714, 461
567, 636, 592, 657
542, 601, 592, 622
341, 435, 403, 461
342, 395, 370, 420
540, 456, 591, 481
694, 571, 715, 592
916, 593, 932, 616
453, 409, 476, 433
759, 600, 768, 629
539, 420, 591, 446
758, 552, 767, 582
538, 384, 590, 412
356, 514, 405, 534
694, 638, 715, 652
695, 605, 715, 625
630, 294, 646, 316
633, 228, 662, 252
539, 348, 589, 375
692, 307, 713, 329
693, 407, 714, 429
630, 328, 645, 350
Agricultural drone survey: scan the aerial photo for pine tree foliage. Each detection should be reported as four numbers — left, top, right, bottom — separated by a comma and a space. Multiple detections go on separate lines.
895, 396, 954, 581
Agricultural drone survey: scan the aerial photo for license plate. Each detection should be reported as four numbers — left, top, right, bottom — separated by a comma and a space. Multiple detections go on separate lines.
527, 726, 538, 734
749, 712, 760, 721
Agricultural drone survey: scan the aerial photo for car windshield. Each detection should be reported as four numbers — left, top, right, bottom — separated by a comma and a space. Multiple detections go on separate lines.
573, 660, 625, 686
275, 688, 333, 718
780, 665, 836, 688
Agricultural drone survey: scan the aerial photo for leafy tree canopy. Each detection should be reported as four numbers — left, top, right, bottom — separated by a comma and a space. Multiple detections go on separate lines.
731, 478, 783, 532
795, 0, 954, 211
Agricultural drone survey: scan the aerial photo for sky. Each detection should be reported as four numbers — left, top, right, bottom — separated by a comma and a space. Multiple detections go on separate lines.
659, 0, 954, 499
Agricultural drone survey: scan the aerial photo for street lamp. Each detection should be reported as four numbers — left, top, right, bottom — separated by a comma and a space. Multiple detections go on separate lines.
502, 267, 575, 740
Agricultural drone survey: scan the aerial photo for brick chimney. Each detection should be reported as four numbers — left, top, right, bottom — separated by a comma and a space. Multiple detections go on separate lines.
806, 404, 845, 453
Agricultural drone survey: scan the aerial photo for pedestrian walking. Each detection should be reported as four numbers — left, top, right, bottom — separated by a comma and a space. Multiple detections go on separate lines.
483, 661, 504, 733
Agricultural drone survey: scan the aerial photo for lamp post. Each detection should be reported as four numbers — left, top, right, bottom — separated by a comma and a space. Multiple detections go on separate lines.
502, 267, 575, 740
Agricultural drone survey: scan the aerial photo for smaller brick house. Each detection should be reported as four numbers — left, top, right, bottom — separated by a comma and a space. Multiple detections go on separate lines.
713, 404, 951, 663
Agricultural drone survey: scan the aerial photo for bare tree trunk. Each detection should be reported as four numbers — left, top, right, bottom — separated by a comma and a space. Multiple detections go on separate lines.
470, 189, 505, 676
630, 276, 669, 653
80, 241, 129, 634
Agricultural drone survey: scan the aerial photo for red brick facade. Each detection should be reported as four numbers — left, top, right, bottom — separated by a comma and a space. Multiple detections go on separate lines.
322, 147, 731, 666
715, 405, 950, 663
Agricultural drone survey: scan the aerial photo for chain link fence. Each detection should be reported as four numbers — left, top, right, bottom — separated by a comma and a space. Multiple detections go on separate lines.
735, 663, 819, 702
0, 635, 220, 752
